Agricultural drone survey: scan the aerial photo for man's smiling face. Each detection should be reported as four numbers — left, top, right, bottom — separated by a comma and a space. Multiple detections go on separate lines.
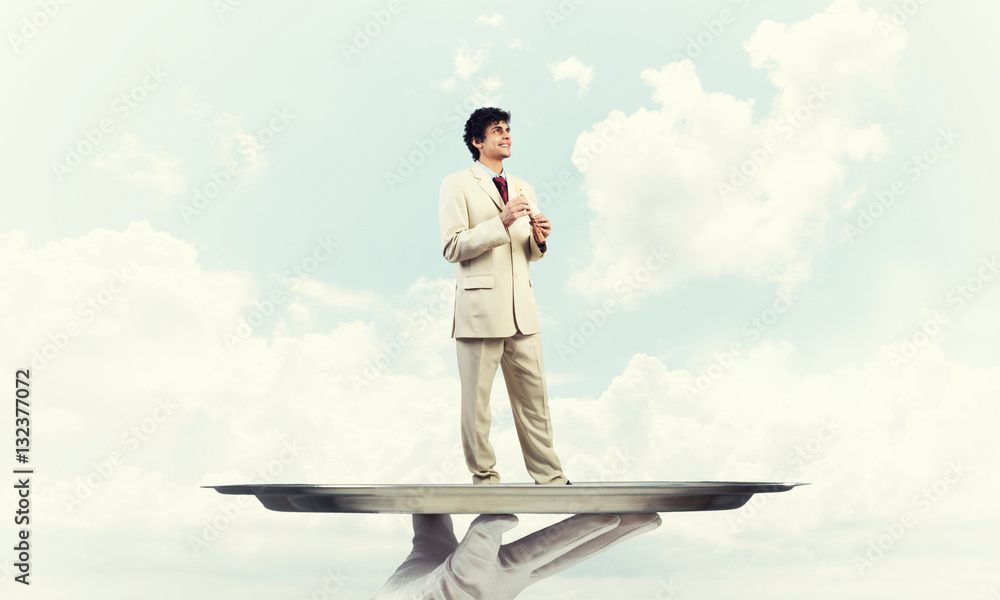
475, 120, 511, 162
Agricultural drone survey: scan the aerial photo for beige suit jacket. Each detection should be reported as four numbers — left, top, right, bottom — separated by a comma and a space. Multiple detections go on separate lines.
440, 164, 546, 338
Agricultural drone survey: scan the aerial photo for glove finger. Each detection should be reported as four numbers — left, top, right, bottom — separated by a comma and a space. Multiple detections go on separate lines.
499, 514, 620, 570
450, 514, 519, 574
408, 514, 459, 562
528, 513, 661, 579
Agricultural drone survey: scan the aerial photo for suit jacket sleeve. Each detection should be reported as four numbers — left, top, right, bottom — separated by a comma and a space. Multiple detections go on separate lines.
439, 174, 509, 264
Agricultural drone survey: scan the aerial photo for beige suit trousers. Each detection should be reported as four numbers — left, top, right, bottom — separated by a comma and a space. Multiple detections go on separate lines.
456, 331, 567, 485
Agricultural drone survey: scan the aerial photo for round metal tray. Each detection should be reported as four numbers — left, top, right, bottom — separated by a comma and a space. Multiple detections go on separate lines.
207, 481, 805, 514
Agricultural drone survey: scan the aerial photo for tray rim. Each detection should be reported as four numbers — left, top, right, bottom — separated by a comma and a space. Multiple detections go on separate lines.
208, 481, 807, 494
204, 481, 807, 514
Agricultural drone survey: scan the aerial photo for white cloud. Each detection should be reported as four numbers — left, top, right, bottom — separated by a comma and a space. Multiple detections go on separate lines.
476, 13, 505, 28
292, 278, 381, 310
437, 78, 458, 92
472, 74, 504, 107
441, 74, 505, 107
1, 221, 463, 595
437, 44, 493, 92
91, 133, 185, 202
548, 337, 998, 587
568, 0, 906, 303
2, 219, 997, 596
745, 0, 906, 107
455, 45, 489, 79
175, 86, 270, 180
550, 55, 594, 96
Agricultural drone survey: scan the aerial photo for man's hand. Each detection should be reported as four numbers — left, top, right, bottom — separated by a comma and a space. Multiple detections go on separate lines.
530, 213, 551, 244
500, 196, 532, 227
373, 513, 662, 599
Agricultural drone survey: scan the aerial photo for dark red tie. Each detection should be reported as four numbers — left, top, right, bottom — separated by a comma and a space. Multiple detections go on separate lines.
492, 176, 508, 204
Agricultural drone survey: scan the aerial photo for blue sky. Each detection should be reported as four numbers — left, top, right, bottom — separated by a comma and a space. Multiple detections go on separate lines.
2, 0, 998, 598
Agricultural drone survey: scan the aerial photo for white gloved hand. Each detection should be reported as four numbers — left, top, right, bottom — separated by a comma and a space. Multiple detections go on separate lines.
373, 512, 661, 600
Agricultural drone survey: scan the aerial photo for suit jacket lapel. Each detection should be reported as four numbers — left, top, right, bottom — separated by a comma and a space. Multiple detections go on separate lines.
471, 165, 505, 213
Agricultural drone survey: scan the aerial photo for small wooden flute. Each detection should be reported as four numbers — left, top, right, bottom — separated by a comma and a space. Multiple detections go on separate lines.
518, 185, 546, 245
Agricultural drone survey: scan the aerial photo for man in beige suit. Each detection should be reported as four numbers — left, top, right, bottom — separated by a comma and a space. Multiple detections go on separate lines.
439, 107, 569, 485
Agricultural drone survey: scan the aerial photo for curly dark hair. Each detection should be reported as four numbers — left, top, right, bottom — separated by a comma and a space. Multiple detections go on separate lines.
463, 107, 511, 161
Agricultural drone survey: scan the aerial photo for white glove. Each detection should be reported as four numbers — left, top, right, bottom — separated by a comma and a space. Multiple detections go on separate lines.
373, 512, 661, 599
